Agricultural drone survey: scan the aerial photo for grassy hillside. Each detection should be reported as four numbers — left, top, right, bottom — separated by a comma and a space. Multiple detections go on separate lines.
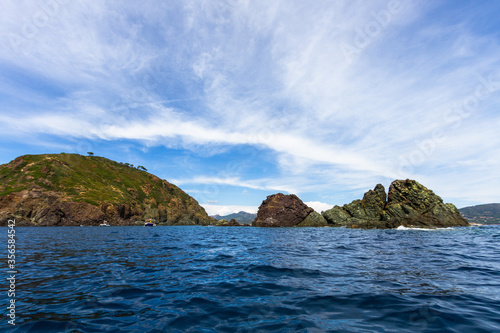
0, 153, 214, 226
460, 204, 500, 225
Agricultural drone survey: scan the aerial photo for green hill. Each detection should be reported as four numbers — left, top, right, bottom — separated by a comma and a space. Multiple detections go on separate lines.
214, 211, 257, 225
459, 204, 500, 225
0, 153, 215, 226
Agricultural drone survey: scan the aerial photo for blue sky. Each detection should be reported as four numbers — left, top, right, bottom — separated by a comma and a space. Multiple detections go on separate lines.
1, 1, 499, 215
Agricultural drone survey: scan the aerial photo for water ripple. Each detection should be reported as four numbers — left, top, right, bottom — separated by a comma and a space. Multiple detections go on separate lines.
8, 225, 500, 332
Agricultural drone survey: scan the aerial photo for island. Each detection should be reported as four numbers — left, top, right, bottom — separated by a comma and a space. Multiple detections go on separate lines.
0, 153, 215, 226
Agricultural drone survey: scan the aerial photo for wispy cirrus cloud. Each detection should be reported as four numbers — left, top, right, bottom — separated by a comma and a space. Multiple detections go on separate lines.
1, 1, 499, 213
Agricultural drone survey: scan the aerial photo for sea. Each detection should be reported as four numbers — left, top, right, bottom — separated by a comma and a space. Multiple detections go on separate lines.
4, 225, 500, 332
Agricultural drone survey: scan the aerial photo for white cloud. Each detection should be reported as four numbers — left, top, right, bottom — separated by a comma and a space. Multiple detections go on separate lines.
304, 201, 334, 213
172, 175, 297, 194
201, 204, 258, 216
1, 1, 499, 207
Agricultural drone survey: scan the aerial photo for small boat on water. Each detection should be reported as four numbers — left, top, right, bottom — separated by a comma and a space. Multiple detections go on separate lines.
99, 221, 111, 227
144, 219, 156, 227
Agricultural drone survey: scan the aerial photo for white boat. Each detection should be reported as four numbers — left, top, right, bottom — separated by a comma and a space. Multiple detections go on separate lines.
99, 221, 111, 227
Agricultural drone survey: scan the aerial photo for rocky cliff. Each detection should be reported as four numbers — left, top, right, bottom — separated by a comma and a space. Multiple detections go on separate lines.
0, 153, 215, 226
322, 179, 469, 229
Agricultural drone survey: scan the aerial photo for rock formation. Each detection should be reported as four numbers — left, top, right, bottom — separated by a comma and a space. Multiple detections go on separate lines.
252, 193, 314, 227
321, 179, 469, 229
297, 211, 329, 227
0, 153, 216, 226
215, 218, 241, 226
383, 179, 469, 228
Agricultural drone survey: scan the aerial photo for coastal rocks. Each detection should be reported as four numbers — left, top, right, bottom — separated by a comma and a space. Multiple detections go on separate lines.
321, 205, 352, 226
0, 188, 107, 226
297, 211, 328, 227
321, 184, 389, 227
216, 218, 241, 226
321, 180, 469, 229
384, 179, 469, 228
252, 193, 314, 227
344, 183, 387, 220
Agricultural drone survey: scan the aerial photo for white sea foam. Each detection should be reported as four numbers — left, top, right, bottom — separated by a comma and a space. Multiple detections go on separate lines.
395, 225, 453, 231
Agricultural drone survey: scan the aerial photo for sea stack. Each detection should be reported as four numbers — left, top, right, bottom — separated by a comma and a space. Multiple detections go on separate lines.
252, 193, 327, 227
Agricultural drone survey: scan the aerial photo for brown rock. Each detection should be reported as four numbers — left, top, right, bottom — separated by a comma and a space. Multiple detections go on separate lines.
0, 188, 107, 226
252, 193, 314, 227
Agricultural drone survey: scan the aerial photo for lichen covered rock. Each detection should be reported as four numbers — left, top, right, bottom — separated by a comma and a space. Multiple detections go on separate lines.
297, 211, 328, 227
321, 180, 469, 229
321, 205, 352, 226
384, 179, 469, 228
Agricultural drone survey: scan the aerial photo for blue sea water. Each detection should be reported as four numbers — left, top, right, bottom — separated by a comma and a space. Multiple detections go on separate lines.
4, 225, 500, 332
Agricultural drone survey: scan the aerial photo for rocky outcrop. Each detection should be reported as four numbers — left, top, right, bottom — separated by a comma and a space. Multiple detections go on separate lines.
321, 205, 351, 226
297, 211, 328, 227
343, 183, 387, 220
216, 218, 241, 226
0, 188, 106, 226
321, 179, 469, 229
383, 179, 469, 228
252, 193, 314, 227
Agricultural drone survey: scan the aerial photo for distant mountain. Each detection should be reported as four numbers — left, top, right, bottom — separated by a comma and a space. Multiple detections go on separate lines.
459, 204, 500, 225
0, 153, 215, 226
213, 211, 257, 225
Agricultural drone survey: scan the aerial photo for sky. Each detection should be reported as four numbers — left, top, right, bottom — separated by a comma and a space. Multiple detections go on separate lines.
1, 1, 499, 215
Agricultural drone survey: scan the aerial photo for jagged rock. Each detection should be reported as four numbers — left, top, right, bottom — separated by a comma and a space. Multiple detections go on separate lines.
384, 179, 469, 228
343, 184, 387, 220
321, 180, 469, 229
322, 205, 352, 226
297, 211, 329, 227
252, 193, 314, 227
